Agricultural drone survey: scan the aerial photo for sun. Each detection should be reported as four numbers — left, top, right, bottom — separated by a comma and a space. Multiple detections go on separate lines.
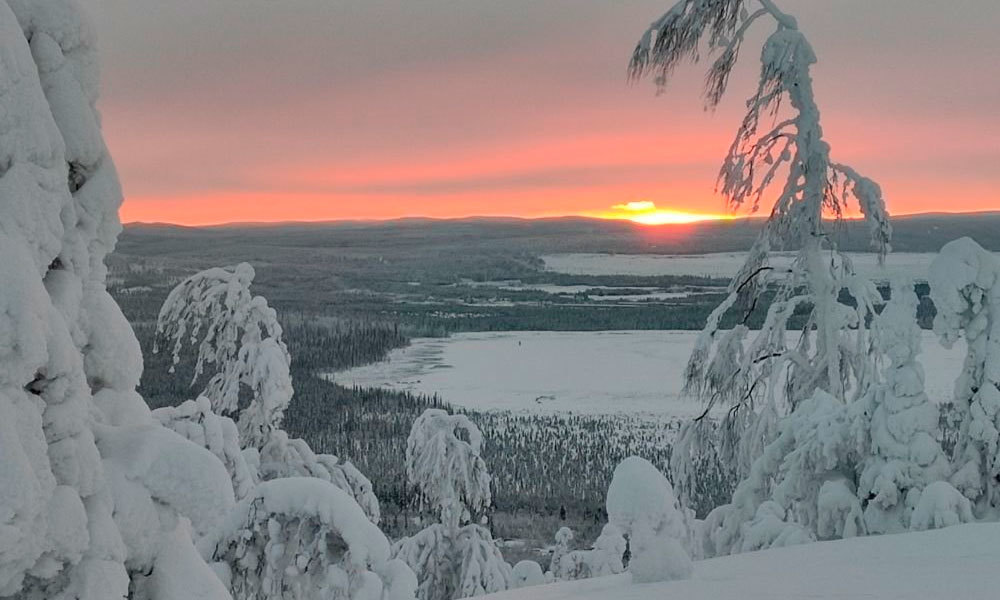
594, 201, 733, 225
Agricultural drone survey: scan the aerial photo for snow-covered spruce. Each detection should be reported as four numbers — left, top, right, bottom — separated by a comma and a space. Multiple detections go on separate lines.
930, 237, 1000, 517
393, 409, 512, 599
632, 0, 891, 509
606, 457, 692, 583
854, 280, 953, 533
202, 478, 415, 600
0, 1, 235, 597
155, 263, 292, 449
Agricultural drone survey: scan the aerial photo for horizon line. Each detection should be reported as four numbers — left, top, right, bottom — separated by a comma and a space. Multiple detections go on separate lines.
121, 209, 1000, 230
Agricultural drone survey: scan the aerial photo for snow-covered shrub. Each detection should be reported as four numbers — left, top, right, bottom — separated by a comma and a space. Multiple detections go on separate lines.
548, 523, 626, 582
633, 0, 891, 511
929, 237, 1000, 516
606, 457, 692, 583
203, 478, 412, 600
0, 1, 236, 597
909, 481, 975, 531
511, 560, 545, 588
155, 263, 292, 448
393, 409, 511, 599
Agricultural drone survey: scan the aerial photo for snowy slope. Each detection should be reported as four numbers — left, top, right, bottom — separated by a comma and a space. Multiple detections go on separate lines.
486, 523, 1000, 600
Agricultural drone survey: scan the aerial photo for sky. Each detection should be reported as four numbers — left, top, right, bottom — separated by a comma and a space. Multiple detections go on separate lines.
82, 0, 1000, 225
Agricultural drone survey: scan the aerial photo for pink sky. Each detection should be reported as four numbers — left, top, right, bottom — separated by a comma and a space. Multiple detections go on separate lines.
85, 0, 1000, 225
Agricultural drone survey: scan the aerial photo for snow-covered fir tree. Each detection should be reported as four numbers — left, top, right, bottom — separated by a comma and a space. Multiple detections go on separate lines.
854, 279, 953, 533
392, 409, 512, 600
606, 457, 692, 583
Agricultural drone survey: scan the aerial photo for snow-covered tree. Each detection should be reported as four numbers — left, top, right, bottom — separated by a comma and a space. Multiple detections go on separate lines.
154, 266, 381, 522
547, 527, 574, 580
854, 280, 952, 533
632, 0, 891, 494
201, 478, 415, 600
155, 263, 292, 448
930, 237, 1000, 517
0, 2, 235, 597
606, 457, 692, 583
393, 409, 512, 600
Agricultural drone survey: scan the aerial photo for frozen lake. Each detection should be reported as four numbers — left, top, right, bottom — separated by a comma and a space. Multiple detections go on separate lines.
330, 330, 966, 417
541, 252, 947, 281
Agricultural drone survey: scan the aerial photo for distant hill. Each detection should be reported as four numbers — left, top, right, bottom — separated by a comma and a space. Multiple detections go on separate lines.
120, 212, 1000, 258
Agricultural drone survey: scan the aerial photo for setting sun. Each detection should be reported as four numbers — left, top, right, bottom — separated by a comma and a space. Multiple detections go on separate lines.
594, 201, 735, 225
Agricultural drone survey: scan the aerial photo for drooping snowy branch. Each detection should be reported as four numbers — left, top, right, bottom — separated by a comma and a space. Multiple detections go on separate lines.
155, 263, 292, 448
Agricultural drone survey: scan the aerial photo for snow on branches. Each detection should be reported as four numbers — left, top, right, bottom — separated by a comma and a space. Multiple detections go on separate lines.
204, 478, 413, 600
394, 409, 511, 600
631, 1, 896, 547
633, 0, 891, 422
930, 237, 1000, 516
155, 263, 292, 448
404, 409, 492, 529
0, 2, 240, 597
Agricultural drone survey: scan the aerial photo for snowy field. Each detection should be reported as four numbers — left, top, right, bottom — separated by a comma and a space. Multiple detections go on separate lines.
542, 252, 953, 281
331, 330, 966, 417
485, 523, 1000, 600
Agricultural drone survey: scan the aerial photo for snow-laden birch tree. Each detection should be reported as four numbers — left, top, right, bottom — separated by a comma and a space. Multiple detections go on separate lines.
153, 267, 382, 522
155, 263, 292, 449
630, 0, 891, 526
392, 409, 512, 600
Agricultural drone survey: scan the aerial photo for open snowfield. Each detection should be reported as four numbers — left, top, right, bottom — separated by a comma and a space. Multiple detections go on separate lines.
331, 330, 966, 417
485, 523, 1000, 600
542, 252, 952, 281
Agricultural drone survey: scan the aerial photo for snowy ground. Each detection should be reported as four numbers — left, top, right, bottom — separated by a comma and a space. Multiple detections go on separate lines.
485, 523, 1000, 600
541, 252, 950, 281
330, 331, 965, 417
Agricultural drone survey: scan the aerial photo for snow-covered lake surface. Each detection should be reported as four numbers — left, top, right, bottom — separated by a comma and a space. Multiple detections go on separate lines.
542, 252, 947, 281
331, 330, 965, 417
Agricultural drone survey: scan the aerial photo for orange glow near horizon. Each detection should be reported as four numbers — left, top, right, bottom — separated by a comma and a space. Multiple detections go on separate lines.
593, 201, 736, 225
